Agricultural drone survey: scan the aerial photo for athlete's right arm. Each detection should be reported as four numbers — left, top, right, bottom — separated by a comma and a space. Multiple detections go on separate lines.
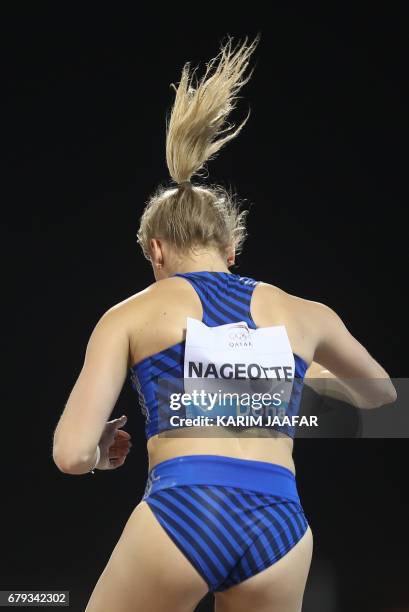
307, 301, 397, 408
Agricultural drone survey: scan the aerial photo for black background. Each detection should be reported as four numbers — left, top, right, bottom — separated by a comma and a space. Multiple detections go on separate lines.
2, 5, 408, 611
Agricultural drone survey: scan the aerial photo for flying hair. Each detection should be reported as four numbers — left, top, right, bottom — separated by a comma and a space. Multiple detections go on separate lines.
137, 34, 260, 261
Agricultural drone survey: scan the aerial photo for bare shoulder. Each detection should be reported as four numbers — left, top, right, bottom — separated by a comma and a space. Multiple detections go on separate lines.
108, 277, 188, 307
255, 281, 337, 323
255, 281, 321, 310
100, 276, 200, 326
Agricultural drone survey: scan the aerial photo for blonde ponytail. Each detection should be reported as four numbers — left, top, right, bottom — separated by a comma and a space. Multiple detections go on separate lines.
137, 35, 260, 261
166, 34, 259, 184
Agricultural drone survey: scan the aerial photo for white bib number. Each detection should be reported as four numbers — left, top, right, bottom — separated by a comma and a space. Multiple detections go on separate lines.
183, 318, 295, 418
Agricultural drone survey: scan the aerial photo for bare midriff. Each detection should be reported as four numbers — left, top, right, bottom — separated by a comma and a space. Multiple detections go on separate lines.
147, 428, 295, 474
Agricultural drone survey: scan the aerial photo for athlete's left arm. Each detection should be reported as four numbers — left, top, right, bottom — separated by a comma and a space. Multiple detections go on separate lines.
305, 360, 373, 407
52, 306, 130, 474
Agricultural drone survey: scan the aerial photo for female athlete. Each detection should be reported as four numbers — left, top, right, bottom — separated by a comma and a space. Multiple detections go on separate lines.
53, 35, 396, 612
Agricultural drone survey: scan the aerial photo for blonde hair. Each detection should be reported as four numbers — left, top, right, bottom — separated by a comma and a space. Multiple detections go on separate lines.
137, 35, 260, 261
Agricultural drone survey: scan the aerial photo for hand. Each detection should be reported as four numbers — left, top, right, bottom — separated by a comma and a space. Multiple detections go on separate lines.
96, 415, 132, 470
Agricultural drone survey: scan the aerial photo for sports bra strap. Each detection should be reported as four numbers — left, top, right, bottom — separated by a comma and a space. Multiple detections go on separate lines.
172, 271, 258, 328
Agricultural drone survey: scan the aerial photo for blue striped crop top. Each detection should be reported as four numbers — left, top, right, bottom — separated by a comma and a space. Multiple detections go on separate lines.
129, 271, 308, 439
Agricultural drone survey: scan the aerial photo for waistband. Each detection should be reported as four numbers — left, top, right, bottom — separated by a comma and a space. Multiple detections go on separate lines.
142, 454, 300, 502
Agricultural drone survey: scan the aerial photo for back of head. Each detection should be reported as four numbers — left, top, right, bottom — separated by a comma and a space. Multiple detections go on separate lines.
137, 35, 260, 263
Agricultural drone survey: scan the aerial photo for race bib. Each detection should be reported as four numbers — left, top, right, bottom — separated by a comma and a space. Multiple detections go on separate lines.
182, 317, 295, 419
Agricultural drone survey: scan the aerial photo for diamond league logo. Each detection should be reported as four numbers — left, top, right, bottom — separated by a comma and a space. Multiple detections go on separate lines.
227, 326, 252, 349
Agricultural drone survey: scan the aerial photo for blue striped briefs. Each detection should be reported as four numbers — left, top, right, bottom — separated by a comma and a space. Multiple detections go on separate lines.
142, 455, 309, 592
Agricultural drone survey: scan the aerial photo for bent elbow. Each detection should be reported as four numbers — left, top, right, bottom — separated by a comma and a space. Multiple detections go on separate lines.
54, 460, 73, 474
52, 446, 84, 475
53, 456, 70, 474
360, 383, 397, 409
376, 379, 398, 407
53, 448, 73, 474
382, 384, 397, 406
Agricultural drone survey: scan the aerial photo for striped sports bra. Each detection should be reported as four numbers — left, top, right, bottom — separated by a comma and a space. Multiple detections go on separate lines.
129, 271, 308, 439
